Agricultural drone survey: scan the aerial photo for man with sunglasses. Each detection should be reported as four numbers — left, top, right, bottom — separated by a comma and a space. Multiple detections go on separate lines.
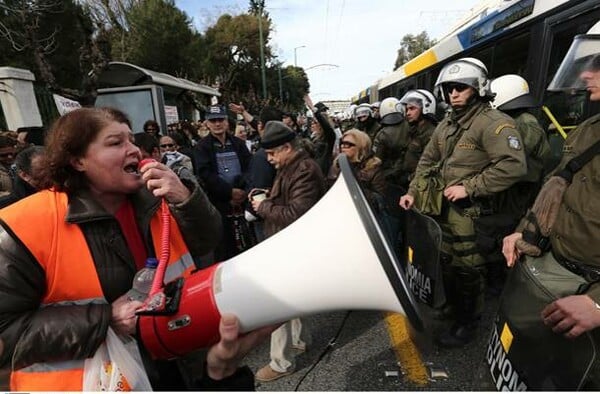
399, 57, 527, 348
194, 105, 252, 262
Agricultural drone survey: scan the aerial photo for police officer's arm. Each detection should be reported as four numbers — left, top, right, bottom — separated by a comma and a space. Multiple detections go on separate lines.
525, 117, 553, 172
502, 232, 523, 267
462, 123, 527, 197
406, 127, 443, 197
372, 129, 387, 160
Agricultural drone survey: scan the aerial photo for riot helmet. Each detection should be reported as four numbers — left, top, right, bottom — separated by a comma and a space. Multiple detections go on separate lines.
434, 57, 493, 102
379, 97, 403, 126
490, 74, 537, 111
371, 101, 382, 119
354, 103, 373, 121
399, 89, 437, 116
547, 21, 600, 93
347, 104, 358, 120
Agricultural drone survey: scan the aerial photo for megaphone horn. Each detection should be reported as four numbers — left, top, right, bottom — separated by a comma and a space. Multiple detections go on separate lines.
139, 154, 424, 359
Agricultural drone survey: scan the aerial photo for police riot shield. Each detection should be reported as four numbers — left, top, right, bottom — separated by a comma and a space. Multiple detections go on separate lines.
485, 256, 596, 390
400, 208, 445, 308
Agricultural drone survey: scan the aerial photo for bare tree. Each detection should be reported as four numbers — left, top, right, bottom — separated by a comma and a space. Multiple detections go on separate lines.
79, 0, 136, 61
0, 1, 62, 90
0, 0, 112, 102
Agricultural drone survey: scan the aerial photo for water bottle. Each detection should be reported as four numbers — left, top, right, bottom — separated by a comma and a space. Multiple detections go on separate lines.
127, 257, 158, 302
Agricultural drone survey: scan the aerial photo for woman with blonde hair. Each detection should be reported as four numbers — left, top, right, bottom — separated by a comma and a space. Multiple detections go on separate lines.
329, 128, 386, 207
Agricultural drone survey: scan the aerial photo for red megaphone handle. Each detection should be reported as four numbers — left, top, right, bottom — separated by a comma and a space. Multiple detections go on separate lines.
139, 159, 170, 295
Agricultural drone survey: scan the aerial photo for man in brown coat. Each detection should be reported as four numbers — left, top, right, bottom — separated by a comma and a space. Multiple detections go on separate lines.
250, 121, 326, 382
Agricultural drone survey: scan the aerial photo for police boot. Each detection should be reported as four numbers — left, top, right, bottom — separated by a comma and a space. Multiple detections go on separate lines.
432, 253, 455, 321
485, 257, 507, 299
436, 267, 484, 348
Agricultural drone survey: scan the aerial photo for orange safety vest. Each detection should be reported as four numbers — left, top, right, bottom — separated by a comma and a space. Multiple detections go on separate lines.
0, 190, 194, 391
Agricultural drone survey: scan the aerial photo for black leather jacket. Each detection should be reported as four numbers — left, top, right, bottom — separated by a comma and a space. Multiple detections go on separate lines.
0, 184, 241, 390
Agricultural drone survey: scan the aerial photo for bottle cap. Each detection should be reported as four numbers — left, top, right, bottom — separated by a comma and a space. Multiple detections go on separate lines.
145, 257, 159, 268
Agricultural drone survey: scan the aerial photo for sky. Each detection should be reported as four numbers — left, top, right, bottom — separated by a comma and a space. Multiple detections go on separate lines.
176, 0, 485, 102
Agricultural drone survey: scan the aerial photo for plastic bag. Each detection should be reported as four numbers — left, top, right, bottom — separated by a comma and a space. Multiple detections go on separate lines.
83, 327, 152, 391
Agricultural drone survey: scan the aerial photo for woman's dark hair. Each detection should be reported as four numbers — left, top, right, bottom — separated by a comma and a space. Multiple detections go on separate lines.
0, 135, 15, 149
40, 107, 131, 192
179, 121, 195, 135
143, 119, 160, 134
259, 107, 283, 124
169, 131, 187, 148
133, 132, 159, 156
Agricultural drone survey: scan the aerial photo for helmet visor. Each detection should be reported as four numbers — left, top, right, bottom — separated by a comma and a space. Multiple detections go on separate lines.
400, 91, 424, 107
355, 107, 372, 118
547, 34, 600, 92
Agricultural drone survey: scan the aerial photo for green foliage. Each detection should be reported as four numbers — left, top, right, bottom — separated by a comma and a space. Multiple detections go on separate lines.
199, 4, 308, 110
394, 31, 437, 70
202, 12, 274, 102
275, 65, 309, 110
118, 0, 202, 79
0, 0, 310, 112
248, 0, 268, 18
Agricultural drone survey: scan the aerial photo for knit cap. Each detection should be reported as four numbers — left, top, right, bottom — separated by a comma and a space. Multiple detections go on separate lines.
261, 121, 296, 149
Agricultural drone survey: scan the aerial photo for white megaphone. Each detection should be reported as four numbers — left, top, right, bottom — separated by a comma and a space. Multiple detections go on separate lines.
139, 154, 424, 359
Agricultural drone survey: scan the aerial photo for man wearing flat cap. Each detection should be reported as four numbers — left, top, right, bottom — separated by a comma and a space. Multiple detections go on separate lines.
250, 121, 326, 382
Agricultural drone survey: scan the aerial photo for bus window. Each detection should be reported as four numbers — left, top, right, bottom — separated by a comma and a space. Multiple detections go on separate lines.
490, 32, 530, 78
543, 18, 599, 130
470, 47, 493, 74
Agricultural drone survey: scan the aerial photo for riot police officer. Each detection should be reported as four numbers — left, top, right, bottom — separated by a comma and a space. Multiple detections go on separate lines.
490, 74, 552, 205
372, 97, 409, 184
354, 103, 381, 140
486, 75, 552, 293
399, 57, 527, 347
397, 89, 438, 190
500, 22, 600, 389
371, 97, 409, 249
371, 101, 382, 122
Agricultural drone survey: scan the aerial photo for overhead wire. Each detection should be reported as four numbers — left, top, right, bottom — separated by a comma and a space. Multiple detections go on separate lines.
324, 0, 330, 63
332, 0, 346, 65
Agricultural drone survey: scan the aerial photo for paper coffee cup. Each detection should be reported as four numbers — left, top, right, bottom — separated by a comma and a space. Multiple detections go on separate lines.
252, 192, 267, 202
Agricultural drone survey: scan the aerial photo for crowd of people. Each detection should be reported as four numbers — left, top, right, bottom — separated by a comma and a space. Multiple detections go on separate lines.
0, 23, 597, 390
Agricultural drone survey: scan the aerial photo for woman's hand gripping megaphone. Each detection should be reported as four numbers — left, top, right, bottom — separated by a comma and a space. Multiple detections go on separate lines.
139, 158, 191, 204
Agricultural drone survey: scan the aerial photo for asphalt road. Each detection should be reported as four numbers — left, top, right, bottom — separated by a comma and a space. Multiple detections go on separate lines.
242, 295, 501, 391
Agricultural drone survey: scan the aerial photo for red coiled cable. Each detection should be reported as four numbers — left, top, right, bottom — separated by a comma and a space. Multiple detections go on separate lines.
139, 159, 170, 296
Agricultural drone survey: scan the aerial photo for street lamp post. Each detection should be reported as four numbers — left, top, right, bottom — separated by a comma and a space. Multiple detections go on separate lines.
304, 63, 339, 71
294, 45, 306, 67
257, 4, 267, 99
278, 66, 283, 102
